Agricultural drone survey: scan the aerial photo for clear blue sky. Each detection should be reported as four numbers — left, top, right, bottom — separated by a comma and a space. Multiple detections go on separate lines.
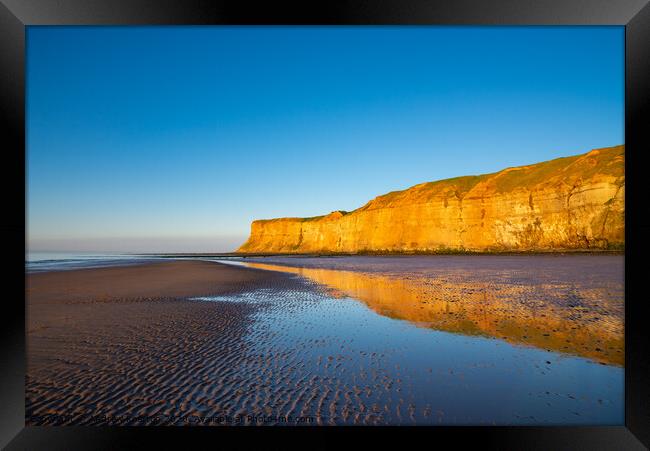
27, 26, 624, 253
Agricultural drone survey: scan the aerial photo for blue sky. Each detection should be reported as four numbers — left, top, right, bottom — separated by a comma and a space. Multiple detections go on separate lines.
27, 26, 624, 253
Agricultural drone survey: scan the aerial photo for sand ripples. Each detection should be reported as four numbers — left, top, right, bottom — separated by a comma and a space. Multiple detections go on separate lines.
26, 258, 623, 426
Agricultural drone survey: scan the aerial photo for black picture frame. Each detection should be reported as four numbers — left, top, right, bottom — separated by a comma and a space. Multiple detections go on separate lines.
2, 1, 648, 448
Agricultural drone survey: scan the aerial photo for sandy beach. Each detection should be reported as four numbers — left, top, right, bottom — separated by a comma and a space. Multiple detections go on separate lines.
26, 257, 623, 426
26, 260, 294, 425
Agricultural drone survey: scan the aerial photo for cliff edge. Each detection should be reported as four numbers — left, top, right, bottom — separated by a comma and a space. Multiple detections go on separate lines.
238, 145, 624, 253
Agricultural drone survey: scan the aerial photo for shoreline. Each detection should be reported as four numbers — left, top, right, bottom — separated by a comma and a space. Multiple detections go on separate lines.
137, 249, 625, 259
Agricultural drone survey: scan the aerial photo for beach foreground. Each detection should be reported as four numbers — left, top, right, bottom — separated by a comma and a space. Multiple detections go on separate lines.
26, 257, 623, 425
27, 261, 289, 425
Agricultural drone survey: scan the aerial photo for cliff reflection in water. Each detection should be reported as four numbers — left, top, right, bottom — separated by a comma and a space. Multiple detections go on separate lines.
238, 260, 624, 366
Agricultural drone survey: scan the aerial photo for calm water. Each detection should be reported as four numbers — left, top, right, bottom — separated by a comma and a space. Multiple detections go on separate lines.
201, 254, 624, 425
26, 252, 162, 273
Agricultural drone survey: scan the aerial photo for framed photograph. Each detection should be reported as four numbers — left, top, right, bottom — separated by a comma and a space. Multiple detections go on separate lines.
2, 0, 649, 448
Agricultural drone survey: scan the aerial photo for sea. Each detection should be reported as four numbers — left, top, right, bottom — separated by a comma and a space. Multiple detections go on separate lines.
25, 251, 162, 273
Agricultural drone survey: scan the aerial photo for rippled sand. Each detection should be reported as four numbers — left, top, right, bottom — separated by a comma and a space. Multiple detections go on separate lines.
26, 257, 623, 426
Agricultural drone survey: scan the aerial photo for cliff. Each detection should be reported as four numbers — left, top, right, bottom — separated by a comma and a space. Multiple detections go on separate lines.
238, 145, 624, 253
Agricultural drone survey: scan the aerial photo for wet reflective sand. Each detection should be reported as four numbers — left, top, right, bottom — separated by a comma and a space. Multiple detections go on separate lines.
26, 256, 624, 425
233, 255, 624, 366
215, 254, 624, 425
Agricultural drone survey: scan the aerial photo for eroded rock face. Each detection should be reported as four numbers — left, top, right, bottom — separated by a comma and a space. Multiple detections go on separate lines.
238, 145, 624, 253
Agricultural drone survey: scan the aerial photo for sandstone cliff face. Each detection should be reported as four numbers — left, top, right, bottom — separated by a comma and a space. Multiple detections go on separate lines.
238, 145, 624, 253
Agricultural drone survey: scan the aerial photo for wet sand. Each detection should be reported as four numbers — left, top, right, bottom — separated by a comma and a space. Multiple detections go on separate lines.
26, 257, 623, 426
26, 260, 292, 425
237, 257, 624, 366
